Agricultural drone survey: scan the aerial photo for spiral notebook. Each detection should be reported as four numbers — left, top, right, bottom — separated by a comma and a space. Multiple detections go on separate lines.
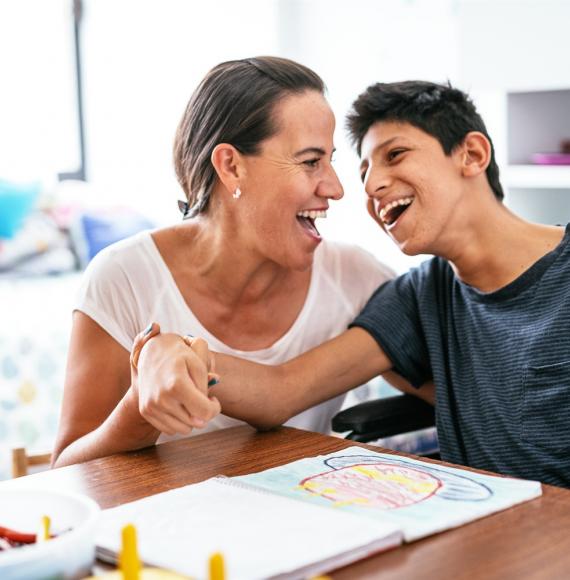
96, 447, 542, 579
96, 476, 402, 579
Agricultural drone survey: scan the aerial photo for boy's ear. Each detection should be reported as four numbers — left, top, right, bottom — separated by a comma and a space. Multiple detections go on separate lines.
211, 144, 244, 191
459, 131, 491, 178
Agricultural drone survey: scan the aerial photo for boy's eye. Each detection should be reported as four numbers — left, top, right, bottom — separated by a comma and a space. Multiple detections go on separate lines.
387, 149, 405, 161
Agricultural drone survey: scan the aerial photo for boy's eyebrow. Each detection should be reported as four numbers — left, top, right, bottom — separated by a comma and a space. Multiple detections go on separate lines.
359, 136, 400, 172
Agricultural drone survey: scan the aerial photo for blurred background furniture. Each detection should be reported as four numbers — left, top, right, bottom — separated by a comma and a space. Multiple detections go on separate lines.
11, 447, 52, 478
0, 272, 81, 480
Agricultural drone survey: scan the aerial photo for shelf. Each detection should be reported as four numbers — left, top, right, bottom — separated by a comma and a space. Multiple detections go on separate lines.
504, 165, 570, 190
503, 88, 570, 225
507, 89, 570, 165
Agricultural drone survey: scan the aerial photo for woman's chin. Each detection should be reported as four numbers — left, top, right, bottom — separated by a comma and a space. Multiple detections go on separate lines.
286, 247, 317, 272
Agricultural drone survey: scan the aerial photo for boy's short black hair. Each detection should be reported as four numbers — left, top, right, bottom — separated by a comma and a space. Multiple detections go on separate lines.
346, 81, 504, 201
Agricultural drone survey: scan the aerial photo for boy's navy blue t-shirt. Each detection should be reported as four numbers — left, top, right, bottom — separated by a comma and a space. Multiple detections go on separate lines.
351, 224, 570, 487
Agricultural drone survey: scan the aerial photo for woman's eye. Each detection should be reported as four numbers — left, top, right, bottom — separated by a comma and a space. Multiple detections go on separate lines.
303, 158, 320, 168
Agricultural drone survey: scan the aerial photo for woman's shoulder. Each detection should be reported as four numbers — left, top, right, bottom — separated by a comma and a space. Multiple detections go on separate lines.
85, 229, 156, 272
77, 230, 162, 300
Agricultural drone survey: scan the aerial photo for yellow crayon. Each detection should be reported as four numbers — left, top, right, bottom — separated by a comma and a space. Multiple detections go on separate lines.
209, 552, 225, 580
120, 524, 141, 580
37, 515, 50, 543
86, 523, 191, 579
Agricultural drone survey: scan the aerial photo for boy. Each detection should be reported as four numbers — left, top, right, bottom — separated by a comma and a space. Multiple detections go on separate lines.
136, 81, 570, 487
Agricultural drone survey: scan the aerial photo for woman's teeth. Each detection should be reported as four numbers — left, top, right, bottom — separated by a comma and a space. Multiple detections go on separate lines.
379, 196, 414, 224
296, 210, 327, 219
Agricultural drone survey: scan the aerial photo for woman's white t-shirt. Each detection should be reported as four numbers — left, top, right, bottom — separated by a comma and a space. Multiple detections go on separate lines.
75, 231, 394, 439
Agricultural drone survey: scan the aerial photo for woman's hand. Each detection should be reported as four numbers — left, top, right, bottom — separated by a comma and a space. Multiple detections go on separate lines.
131, 323, 221, 436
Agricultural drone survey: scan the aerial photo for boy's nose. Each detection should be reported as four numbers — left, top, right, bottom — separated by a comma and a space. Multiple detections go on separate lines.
364, 167, 391, 197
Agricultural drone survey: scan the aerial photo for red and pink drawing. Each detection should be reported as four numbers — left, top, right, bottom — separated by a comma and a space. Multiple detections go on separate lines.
298, 455, 492, 509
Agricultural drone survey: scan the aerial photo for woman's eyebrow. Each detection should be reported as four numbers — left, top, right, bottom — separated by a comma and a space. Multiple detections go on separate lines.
294, 146, 327, 157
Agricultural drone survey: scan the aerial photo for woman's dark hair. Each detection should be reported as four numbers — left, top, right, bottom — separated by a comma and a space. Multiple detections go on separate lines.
174, 56, 325, 217
346, 80, 504, 201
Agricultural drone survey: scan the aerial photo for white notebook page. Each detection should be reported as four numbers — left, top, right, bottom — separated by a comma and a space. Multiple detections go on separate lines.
96, 477, 402, 580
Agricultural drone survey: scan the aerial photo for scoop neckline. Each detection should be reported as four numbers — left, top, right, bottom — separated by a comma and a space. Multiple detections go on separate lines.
143, 231, 321, 356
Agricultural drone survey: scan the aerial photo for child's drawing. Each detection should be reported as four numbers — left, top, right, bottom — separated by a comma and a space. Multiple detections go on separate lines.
299, 454, 492, 509
236, 446, 542, 542
300, 462, 443, 508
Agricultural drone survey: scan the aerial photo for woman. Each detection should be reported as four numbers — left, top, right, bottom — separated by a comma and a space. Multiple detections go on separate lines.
52, 56, 395, 467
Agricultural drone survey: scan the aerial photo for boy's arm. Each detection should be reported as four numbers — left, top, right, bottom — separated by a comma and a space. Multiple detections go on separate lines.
382, 371, 435, 405
209, 327, 395, 428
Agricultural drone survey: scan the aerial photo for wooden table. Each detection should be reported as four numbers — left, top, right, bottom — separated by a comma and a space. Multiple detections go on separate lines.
3, 426, 570, 579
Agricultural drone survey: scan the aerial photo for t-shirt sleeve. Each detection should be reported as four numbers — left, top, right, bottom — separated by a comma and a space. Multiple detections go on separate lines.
74, 247, 140, 351
350, 270, 432, 388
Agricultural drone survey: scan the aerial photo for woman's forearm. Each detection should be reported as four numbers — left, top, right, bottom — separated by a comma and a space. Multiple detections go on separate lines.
52, 388, 160, 468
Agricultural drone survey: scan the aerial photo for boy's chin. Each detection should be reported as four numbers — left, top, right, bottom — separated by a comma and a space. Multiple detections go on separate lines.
390, 233, 425, 256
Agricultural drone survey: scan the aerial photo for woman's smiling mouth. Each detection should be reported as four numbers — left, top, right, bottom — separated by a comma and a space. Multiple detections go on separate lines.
296, 209, 327, 239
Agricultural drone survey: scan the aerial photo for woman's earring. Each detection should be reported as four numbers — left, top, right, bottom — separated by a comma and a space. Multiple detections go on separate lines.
233, 187, 242, 200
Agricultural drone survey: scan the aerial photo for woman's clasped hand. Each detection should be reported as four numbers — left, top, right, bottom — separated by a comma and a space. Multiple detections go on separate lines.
130, 323, 221, 437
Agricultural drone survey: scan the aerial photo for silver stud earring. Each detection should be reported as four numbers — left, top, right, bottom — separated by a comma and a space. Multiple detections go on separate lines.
233, 187, 242, 200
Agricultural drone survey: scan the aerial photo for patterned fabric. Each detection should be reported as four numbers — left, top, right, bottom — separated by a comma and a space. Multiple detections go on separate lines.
0, 273, 82, 479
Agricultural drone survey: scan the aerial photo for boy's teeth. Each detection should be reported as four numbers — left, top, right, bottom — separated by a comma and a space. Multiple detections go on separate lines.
296, 210, 327, 219
379, 196, 414, 222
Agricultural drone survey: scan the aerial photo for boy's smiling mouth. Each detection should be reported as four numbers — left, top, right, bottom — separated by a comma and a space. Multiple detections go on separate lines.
378, 196, 415, 226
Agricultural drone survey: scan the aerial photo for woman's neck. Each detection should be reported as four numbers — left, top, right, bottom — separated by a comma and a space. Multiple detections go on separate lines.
152, 217, 313, 350
155, 219, 304, 308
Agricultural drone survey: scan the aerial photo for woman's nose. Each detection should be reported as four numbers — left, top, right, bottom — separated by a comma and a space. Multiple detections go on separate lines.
318, 166, 344, 200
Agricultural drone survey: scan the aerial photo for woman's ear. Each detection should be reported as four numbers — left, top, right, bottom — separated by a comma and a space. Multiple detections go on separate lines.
211, 144, 244, 191
460, 131, 491, 178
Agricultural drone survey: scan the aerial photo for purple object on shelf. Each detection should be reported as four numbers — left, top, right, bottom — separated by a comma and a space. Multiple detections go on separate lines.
531, 153, 570, 165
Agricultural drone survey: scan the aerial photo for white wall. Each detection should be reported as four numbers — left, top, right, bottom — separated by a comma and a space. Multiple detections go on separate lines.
457, 0, 570, 92
0, 0, 77, 182
81, 0, 280, 223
